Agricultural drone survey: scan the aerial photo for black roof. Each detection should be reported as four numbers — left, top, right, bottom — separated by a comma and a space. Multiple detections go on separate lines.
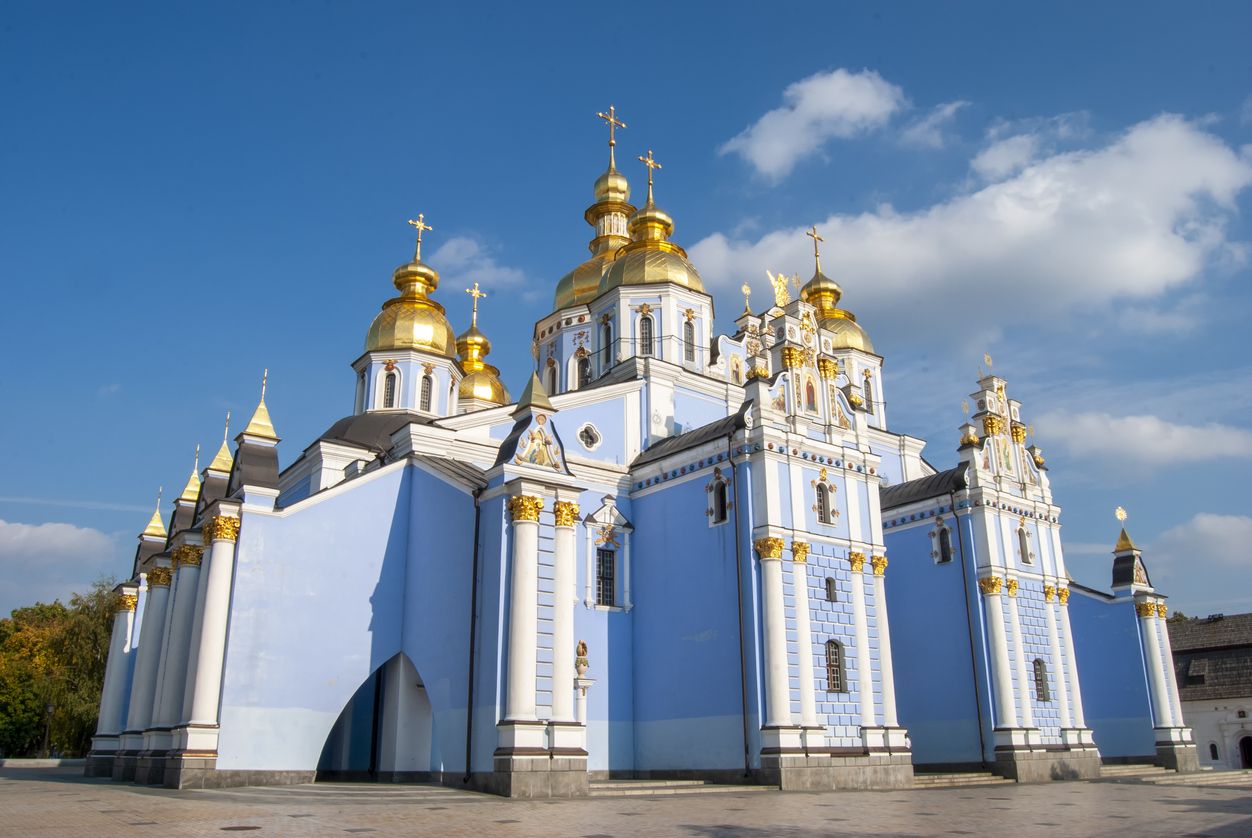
317, 411, 432, 455
880, 465, 968, 510
1169, 613, 1252, 701
1112, 554, 1151, 588
631, 403, 748, 469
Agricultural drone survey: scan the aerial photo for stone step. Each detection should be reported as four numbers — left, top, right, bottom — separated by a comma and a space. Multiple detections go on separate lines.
913, 772, 1014, 788
1142, 770, 1252, 786
589, 781, 775, 797
1099, 765, 1171, 776
590, 779, 709, 788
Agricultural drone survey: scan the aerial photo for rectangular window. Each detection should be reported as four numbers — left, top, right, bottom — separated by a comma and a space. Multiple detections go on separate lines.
596, 548, 616, 607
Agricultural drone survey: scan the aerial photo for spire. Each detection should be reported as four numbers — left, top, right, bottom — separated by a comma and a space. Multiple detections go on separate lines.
516, 372, 555, 413
806, 225, 824, 276
1113, 506, 1138, 553
467, 282, 485, 329
407, 213, 432, 262
141, 487, 167, 539
242, 369, 279, 441
207, 411, 233, 473
179, 445, 202, 502
597, 105, 627, 171
638, 148, 662, 207
456, 284, 509, 407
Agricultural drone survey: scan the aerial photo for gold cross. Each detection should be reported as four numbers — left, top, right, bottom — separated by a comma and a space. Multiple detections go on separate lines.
1115, 506, 1128, 523
984, 352, 993, 370
806, 225, 824, 271
407, 213, 433, 260
597, 105, 627, 168
466, 281, 487, 327
638, 149, 662, 204
261, 368, 268, 400
741, 281, 752, 314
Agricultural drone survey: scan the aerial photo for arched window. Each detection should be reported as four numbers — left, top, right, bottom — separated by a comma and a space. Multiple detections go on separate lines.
383, 371, 398, 408
1210, 743, 1220, 761
1018, 527, 1032, 564
825, 640, 846, 692
546, 363, 558, 395
419, 375, 433, 412
577, 354, 592, 388
596, 548, 616, 607
938, 528, 953, 563
805, 379, 817, 412
816, 484, 830, 524
825, 577, 837, 602
601, 321, 613, 367
1033, 658, 1050, 702
683, 320, 695, 362
711, 480, 728, 524
864, 373, 875, 415
639, 315, 654, 356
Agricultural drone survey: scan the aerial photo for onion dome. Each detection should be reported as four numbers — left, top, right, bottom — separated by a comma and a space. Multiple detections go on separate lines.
553, 107, 637, 310
365, 215, 458, 357
456, 283, 510, 406
599, 149, 705, 295
798, 225, 874, 353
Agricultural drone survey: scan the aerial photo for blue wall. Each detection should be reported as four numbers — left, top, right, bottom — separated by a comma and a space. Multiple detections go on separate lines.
1069, 592, 1155, 758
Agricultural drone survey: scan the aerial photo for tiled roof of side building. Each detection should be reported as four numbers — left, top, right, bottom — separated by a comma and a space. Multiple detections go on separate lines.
1168, 612, 1252, 652
879, 465, 968, 511
1169, 613, 1252, 703
631, 403, 749, 469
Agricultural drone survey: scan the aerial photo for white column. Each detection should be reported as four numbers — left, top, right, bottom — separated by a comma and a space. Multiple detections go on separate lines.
1043, 586, 1072, 729
870, 556, 899, 728
849, 553, 876, 730
1056, 588, 1087, 728
551, 501, 578, 723
790, 543, 819, 728
95, 594, 137, 736
180, 549, 212, 724
622, 528, 633, 611
188, 516, 240, 728
1158, 607, 1186, 727
755, 538, 792, 728
980, 576, 1018, 728
583, 527, 595, 608
505, 495, 542, 721
124, 572, 172, 733
1005, 581, 1034, 728
1137, 600, 1174, 727
154, 547, 202, 728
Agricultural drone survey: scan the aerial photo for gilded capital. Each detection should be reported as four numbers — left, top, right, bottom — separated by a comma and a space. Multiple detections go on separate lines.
553, 501, 580, 528
978, 575, 1003, 596
781, 346, 804, 369
1006, 578, 1019, 597
817, 358, 838, 379
172, 545, 204, 568
1010, 422, 1028, 444
116, 593, 138, 612
746, 364, 770, 381
754, 537, 785, 560
206, 515, 241, 543
1156, 602, 1168, 619
849, 551, 866, 573
1044, 584, 1056, 602
148, 566, 172, 587
1056, 587, 1070, 605
871, 555, 888, 576
1135, 601, 1157, 618
508, 494, 544, 523
982, 415, 1005, 437
790, 541, 810, 563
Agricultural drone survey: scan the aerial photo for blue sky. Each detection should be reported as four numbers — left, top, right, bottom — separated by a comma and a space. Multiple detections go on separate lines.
2, 1, 1250, 617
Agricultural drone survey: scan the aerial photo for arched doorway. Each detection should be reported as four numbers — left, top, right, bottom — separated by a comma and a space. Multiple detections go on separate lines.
1240, 736, 1252, 769
317, 654, 433, 782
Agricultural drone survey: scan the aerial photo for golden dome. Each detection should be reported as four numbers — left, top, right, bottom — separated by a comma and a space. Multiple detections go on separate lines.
459, 368, 509, 404
823, 310, 875, 353
594, 167, 629, 203
800, 268, 843, 310
600, 245, 704, 294
554, 253, 613, 310
455, 295, 509, 407
365, 257, 458, 357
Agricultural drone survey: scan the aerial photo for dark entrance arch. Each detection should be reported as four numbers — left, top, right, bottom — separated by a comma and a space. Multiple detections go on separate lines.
1240, 736, 1252, 769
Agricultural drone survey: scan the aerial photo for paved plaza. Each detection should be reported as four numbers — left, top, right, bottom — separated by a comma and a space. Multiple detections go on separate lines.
2, 766, 1251, 837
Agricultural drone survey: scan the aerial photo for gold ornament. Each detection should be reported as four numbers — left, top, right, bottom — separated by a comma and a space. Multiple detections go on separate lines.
1136, 601, 1158, 618
172, 545, 204, 568
790, 542, 810, 563
1156, 602, 1168, 619
1006, 578, 1019, 597
754, 537, 785, 560
117, 593, 138, 612
553, 501, 580, 528
1044, 585, 1056, 602
148, 566, 173, 587
206, 515, 241, 543
871, 555, 888, 577
849, 551, 866, 573
781, 346, 804, 369
1057, 587, 1070, 605
978, 575, 1003, 596
508, 495, 544, 522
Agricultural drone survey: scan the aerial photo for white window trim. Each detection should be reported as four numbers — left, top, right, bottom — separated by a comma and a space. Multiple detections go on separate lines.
375, 366, 403, 410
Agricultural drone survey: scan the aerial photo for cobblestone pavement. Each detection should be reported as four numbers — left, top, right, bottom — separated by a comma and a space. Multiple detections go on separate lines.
2, 767, 1251, 837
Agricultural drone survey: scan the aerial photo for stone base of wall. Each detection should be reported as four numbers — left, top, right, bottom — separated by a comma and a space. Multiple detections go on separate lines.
111, 751, 140, 782
759, 752, 915, 791
133, 751, 168, 785
471, 753, 589, 798
162, 753, 315, 790
993, 746, 1102, 782
1156, 742, 1200, 773
84, 751, 117, 778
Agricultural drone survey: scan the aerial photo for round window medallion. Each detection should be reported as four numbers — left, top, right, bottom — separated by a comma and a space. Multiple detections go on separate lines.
577, 423, 602, 451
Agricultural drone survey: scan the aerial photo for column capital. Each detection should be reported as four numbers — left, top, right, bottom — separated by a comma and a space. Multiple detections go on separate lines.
1006, 578, 1019, 597
848, 551, 866, 573
148, 566, 173, 588
1044, 584, 1056, 602
553, 500, 580, 528
508, 494, 544, 522
978, 574, 1003, 596
206, 515, 241, 543
1156, 602, 1168, 618
116, 593, 138, 612
1135, 600, 1158, 618
790, 541, 810, 563
754, 537, 785, 560
870, 555, 888, 576
1057, 586, 1070, 605
172, 545, 204, 568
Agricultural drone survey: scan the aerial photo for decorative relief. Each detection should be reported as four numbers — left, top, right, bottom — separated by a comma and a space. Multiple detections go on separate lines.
781, 346, 804, 369
117, 593, 138, 612
553, 501, 580, 528
1156, 602, 1168, 619
148, 566, 173, 587
514, 419, 563, 470
982, 415, 1006, 437
422, 362, 436, 376
978, 575, 1003, 596
1010, 422, 1028, 444
1044, 584, 1056, 602
746, 364, 770, 380
817, 358, 838, 379
206, 515, 241, 543
848, 551, 866, 573
683, 307, 696, 322
1006, 578, 1019, 597
508, 495, 544, 522
871, 555, 888, 576
1057, 587, 1070, 605
595, 525, 620, 548
1136, 601, 1158, 618
172, 545, 204, 568
790, 541, 809, 563
754, 537, 785, 560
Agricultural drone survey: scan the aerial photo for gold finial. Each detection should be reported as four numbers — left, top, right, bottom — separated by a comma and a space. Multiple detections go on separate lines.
806, 225, 824, 274
962, 399, 970, 416
179, 444, 202, 501
193, 444, 200, 473
638, 149, 662, 205
142, 487, 167, 539
223, 411, 231, 443
597, 105, 627, 169
1115, 506, 1127, 523
261, 368, 268, 400
984, 352, 993, 371
741, 281, 752, 314
407, 213, 433, 261
207, 410, 234, 474
466, 282, 487, 328
242, 368, 279, 441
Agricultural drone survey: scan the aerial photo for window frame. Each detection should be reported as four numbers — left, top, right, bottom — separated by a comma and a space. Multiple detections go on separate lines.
1032, 658, 1051, 702
419, 374, 433, 412
825, 640, 847, 693
596, 547, 617, 608
638, 314, 654, 357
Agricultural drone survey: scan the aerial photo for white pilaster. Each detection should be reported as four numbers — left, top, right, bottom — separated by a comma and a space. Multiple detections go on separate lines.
1137, 599, 1174, 727
1056, 589, 1087, 728
505, 495, 541, 722
551, 500, 578, 723
153, 551, 202, 730
756, 538, 792, 729
95, 597, 137, 737
980, 576, 1018, 729
790, 543, 819, 728
124, 575, 171, 734
1005, 582, 1034, 728
1043, 588, 1072, 729
870, 556, 899, 728
849, 553, 876, 731
1158, 609, 1186, 727
186, 516, 240, 744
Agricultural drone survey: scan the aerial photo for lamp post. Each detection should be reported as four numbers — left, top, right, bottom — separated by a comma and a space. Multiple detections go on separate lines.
42, 702, 53, 758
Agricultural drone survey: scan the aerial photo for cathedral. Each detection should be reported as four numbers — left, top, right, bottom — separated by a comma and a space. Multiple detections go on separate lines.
87, 109, 1199, 795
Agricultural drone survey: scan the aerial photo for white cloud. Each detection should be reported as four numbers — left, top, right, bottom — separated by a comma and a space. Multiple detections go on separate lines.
720, 68, 906, 180
970, 134, 1040, 180
429, 236, 526, 290
900, 100, 969, 149
1034, 410, 1252, 471
692, 115, 1252, 348
1146, 513, 1252, 614
0, 519, 125, 615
